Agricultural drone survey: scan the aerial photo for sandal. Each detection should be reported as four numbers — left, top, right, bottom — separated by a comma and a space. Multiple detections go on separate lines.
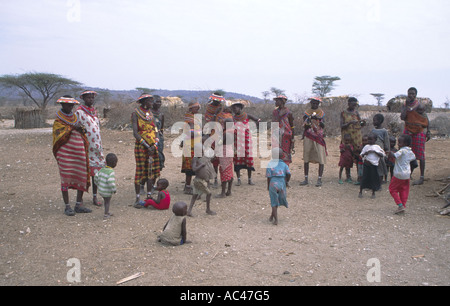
92, 196, 102, 207
64, 206, 75, 217
74, 205, 92, 214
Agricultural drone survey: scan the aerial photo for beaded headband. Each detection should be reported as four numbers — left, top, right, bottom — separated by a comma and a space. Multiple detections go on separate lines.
56, 97, 80, 105
80, 90, 98, 98
136, 94, 153, 103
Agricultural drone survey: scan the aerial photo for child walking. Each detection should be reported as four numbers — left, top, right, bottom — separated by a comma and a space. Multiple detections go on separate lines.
158, 202, 190, 246
359, 133, 385, 199
187, 143, 217, 217
135, 178, 170, 210
388, 134, 416, 214
266, 148, 291, 225
94, 153, 118, 219
338, 133, 354, 184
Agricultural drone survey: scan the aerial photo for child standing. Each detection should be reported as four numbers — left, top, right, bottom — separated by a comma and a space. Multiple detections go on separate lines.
135, 178, 170, 210
386, 136, 398, 180
158, 202, 190, 246
338, 134, 354, 184
266, 148, 291, 225
388, 134, 416, 214
371, 114, 390, 184
359, 133, 385, 199
187, 143, 217, 217
94, 153, 118, 219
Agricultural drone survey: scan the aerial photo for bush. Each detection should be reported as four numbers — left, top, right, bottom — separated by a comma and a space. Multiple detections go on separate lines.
430, 116, 450, 137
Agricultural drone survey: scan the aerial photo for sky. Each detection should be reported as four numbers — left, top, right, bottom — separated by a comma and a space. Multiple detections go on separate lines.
1, 0, 450, 106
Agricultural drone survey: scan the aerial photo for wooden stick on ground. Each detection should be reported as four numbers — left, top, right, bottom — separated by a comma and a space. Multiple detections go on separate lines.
116, 272, 145, 285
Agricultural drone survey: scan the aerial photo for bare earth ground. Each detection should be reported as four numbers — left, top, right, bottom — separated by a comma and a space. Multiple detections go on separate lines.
0, 123, 449, 286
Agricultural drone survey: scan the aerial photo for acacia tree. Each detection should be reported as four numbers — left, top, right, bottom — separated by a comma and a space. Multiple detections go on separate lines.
370, 93, 385, 108
312, 75, 341, 97
0, 72, 82, 111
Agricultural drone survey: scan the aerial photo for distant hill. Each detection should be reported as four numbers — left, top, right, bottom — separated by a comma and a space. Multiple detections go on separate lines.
0, 85, 263, 107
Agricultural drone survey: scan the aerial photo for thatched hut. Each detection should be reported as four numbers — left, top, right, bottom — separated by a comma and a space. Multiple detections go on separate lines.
387, 96, 433, 113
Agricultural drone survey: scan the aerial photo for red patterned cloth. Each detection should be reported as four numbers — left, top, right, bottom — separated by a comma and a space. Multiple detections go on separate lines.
233, 113, 254, 171
403, 129, 426, 160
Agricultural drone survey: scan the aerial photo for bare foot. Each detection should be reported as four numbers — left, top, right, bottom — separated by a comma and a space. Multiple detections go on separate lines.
206, 210, 217, 216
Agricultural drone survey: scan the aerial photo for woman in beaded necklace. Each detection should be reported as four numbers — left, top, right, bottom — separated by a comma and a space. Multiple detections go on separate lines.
231, 101, 261, 186
76, 90, 105, 207
52, 96, 92, 216
131, 94, 161, 206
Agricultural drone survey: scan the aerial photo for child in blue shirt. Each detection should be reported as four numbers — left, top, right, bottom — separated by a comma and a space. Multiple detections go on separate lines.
266, 148, 291, 225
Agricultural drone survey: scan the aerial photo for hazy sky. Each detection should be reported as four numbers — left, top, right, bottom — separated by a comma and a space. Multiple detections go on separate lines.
1, 0, 449, 106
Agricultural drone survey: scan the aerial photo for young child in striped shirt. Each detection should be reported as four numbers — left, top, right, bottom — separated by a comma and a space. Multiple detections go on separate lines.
95, 153, 118, 218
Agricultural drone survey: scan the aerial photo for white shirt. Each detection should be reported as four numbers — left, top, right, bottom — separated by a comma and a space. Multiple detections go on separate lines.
393, 147, 416, 180
360, 144, 385, 166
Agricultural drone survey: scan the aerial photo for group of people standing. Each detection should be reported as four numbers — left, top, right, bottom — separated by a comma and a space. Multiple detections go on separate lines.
52, 87, 431, 226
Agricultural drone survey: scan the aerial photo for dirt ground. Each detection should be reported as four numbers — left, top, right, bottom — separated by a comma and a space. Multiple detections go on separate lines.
0, 123, 449, 286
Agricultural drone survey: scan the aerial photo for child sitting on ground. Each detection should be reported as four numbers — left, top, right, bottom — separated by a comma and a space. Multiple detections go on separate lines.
359, 133, 385, 199
187, 143, 217, 217
388, 134, 416, 214
158, 201, 190, 246
338, 133, 354, 184
94, 153, 118, 219
134, 178, 170, 210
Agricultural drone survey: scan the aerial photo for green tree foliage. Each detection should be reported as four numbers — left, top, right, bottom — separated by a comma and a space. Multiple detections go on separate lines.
0, 72, 82, 110
312, 75, 341, 97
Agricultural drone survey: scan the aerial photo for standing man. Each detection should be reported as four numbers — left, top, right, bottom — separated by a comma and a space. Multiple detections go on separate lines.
400, 87, 431, 185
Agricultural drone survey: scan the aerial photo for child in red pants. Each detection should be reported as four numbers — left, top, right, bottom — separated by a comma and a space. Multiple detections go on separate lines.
134, 178, 170, 210
388, 134, 416, 214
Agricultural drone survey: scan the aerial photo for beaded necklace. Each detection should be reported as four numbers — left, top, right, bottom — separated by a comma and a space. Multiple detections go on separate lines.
233, 112, 248, 122
79, 105, 98, 118
135, 106, 153, 121
56, 109, 78, 126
